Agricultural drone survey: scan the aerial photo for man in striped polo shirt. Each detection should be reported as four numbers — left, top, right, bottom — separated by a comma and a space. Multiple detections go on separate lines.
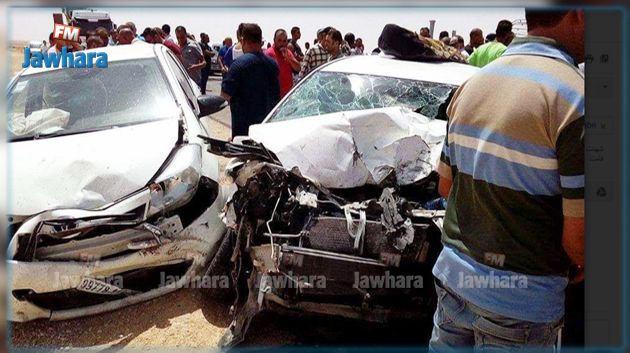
430, 9, 584, 351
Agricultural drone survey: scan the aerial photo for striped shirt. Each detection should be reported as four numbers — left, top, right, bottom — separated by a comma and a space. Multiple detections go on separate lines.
434, 36, 584, 323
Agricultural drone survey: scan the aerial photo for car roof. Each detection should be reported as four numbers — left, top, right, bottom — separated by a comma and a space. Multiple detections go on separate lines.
319, 55, 479, 86
19, 43, 159, 76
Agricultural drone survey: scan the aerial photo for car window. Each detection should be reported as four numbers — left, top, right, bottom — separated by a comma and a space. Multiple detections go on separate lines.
164, 51, 199, 113
7, 58, 178, 140
269, 71, 457, 122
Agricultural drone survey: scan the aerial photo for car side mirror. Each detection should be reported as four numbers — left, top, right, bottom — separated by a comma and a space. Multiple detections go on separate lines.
197, 95, 227, 117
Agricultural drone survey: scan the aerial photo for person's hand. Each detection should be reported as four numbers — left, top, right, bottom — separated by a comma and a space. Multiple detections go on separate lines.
279, 46, 288, 59
221, 66, 229, 74
569, 264, 584, 284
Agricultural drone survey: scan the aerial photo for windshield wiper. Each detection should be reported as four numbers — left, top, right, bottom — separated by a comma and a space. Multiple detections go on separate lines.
9, 126, 118, 142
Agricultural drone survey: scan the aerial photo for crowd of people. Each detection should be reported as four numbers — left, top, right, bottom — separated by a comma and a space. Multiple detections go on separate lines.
38, 18, 524, 145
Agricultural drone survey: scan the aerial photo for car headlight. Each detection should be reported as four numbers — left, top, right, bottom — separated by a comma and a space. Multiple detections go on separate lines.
148, 144, 202, 216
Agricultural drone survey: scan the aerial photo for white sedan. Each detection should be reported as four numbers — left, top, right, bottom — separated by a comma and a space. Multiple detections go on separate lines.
7, 44, 229, 322
206, 55, 479, 347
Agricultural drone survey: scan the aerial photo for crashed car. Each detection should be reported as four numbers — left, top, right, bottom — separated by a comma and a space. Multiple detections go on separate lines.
204, 54, 479, 346
6, 44, 229, 322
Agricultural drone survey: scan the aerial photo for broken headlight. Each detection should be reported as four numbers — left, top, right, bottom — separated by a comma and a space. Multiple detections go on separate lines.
148, 144, 202, 215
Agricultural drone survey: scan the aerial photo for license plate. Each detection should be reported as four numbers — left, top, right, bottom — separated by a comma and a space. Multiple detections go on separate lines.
77, 277, 126, 295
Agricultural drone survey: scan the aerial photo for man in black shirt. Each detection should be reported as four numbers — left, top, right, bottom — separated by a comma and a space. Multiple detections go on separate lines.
289, 26, 304, 61
199, 33, 215, 94
221, 23, 280, 138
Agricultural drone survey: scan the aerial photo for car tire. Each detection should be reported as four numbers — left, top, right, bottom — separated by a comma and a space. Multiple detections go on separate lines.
203, 230, 236, 300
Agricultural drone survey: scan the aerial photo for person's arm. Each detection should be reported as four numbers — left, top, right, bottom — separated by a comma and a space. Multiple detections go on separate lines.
467, 49, 478, 66
188, 46, 206, 71
189, 58, 206, 71
438, 177, 452, 198
202, 45, 215, 58
220, 91, 231, 102
218, 48, 229, 73
220, 62, 239, 104
556, 116, 585, 283
437, 118, 453, 198
298, 49, 312, 79
282, 48, 301, 72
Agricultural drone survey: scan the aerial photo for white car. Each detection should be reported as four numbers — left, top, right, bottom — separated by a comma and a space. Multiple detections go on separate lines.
206, 55, 479, 346
7, 44, 229, 322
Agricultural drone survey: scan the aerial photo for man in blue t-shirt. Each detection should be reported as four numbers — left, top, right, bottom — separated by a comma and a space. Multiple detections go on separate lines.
218, 37, 233, 76
221, 23, 280, 138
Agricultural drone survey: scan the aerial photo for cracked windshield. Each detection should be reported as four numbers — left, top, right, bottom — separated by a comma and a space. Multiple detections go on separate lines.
270, 71, 457, 122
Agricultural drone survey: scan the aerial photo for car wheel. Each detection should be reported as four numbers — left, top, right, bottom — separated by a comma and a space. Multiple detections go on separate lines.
203, 229, 235, 299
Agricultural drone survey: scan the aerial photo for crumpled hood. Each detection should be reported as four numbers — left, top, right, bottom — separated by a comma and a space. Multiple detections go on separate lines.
249, 107, 446, 189
9, 119, 179, 216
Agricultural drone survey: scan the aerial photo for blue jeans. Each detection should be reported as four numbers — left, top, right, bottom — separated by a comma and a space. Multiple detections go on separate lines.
429, 280, 563, 352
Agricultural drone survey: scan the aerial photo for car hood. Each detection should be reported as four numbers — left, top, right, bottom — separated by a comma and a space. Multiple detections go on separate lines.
9, 119, 179, 217
249, 107, 446, 189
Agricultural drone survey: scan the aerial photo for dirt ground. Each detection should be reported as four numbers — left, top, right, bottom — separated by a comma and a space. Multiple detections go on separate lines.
7, 71, 432, 350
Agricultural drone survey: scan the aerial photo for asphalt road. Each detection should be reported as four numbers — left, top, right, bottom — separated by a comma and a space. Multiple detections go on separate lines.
9, 77, 432, 350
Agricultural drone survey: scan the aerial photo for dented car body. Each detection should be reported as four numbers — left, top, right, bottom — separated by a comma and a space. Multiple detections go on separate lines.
7, 44, 229, 321
205, 56, 479, 347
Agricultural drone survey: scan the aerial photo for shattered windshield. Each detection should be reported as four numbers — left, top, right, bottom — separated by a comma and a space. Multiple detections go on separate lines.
7, 58, 178, 141
269, 71, 457, 122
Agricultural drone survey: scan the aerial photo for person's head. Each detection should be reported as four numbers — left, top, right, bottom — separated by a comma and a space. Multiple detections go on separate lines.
110, 28, 118, 43
95, 27, 109, 45
526, 9, 584, 61
145, 28, 160, 43
87, 35, 104, 49
439, 31, 449, 40
316, 26, 332, 43
344, 32, 355, 47
224, 36, 233, 47
240, 23, 263, 53
486, 33, 496, 43
117, 28, 135, 45
495, 20, 514, 45
142, 27, 151, 39
291, 26, 301, 41
451, 35, 465, 50
304, 41, 310, 50
175, 25, 188, 46
236, 23, 245, 42
43, 40, 47, 45
162, 24, 171, 36
325, 29, 342, 54
267, 42, 271, 49
469, 28, 484, 47
48, 32, 55, 46
419, 27, 431, 38
355, 38, 363, 48
200, 32, 209, 43
117, 24, 130, 33
273, 28, 288, 49
125, 21, 137, 35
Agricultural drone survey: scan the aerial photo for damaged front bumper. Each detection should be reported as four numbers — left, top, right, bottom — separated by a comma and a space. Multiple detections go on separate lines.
8, 177, 227, 322
202, 138, 445, 347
